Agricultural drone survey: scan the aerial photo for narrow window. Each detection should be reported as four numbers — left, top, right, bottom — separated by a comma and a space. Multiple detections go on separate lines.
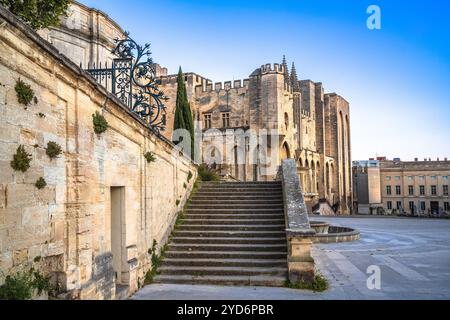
204, 114, 212, 129
222, 113, 230, 128
443, 185, 449, 196
386, 185, 392, 195
419, 185, 425, 196
387, 201, 392, 210
420, 201, 426, 211
431, 185, 437, 196
444, 202, 450, 211
396, 185, 401, 195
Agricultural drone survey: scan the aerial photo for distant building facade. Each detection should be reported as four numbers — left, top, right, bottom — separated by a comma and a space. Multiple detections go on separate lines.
352, 160, 382, 214
353, 158, 450, 215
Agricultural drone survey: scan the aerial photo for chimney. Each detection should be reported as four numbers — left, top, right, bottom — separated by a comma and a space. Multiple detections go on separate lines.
414, 158, 418, 162
445, 158, 448, 162
437, 157, 440, 161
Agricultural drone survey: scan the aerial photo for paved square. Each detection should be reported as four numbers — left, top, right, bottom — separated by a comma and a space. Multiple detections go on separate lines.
132, 217, 450, 300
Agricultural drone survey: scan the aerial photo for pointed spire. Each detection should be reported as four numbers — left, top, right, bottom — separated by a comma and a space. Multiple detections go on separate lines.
290, 62, 299, 91
281, 55, 289, 85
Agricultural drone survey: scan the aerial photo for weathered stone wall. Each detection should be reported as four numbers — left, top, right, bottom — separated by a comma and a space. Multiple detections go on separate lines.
0, 8, 197, 299
38, 1, 126, 68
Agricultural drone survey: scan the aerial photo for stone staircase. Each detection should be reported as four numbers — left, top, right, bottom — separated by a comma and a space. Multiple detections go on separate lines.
154, 181, 288, 286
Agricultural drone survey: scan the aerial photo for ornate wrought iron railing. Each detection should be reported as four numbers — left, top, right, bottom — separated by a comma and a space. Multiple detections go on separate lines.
84, 34, 168, 133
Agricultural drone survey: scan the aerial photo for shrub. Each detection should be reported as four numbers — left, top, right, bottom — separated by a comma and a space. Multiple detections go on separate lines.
35, 177, 47, 189
45, 141, 62, 159
92, 111, 108, 134
14, 79, 34, 106
198, 164, 220, 181
183, 183, 187, 189
144, 152, 156, 163
0, 268, 50, 300
10, 145, 32, 172
285, 274, 328, 292
176, 199, 180, 206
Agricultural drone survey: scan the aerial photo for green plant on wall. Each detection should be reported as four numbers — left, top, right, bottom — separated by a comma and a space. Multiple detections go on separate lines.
45, 141, 62, 159
92, 111, 108, 134
10, 145, 32, 172
144, 152, 156, 163
0, 263, 51, 300
15, 79, 34, 106
35, 177, 47, 189
187, 171, 193, 182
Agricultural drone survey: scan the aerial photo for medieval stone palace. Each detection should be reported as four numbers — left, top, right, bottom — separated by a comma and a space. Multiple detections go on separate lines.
158, 62, 353, 215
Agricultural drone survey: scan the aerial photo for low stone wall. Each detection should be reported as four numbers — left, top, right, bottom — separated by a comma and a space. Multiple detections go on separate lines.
279, 159, 316, 283
311, 227, 360, 244
0, 8, 197, 299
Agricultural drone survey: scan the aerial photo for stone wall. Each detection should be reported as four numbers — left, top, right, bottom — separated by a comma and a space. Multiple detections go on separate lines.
0, 7, 197, 299
38, 1, 126, 68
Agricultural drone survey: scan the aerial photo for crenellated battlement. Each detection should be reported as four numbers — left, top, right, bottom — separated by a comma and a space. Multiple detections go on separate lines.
160, 72, 211, 86
260, 63, 286, 74
195, 78, 250, 95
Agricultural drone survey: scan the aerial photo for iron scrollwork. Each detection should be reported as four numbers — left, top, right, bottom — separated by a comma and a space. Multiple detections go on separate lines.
86, 33, 168, 133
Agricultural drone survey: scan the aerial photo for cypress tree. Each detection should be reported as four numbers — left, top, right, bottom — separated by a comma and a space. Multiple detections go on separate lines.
173, 67, 194, 158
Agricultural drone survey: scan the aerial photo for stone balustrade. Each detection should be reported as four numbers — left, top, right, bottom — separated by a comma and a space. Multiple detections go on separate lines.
279, 159, 316, 283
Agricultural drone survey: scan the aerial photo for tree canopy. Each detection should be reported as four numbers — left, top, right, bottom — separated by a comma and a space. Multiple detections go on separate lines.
173, 67, 194, 159
0, 0, 70, 30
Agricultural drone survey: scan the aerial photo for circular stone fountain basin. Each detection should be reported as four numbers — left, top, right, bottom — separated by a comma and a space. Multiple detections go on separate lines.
310, 221, 360, 243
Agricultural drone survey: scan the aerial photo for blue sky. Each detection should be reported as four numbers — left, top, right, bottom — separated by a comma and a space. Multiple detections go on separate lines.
81, 0, 450, 161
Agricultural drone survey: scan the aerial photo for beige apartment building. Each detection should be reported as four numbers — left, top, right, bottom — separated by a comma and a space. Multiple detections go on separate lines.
354, 158, 450, 215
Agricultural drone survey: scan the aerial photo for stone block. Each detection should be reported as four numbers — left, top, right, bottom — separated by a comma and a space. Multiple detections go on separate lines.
13, 248, 28, 266
6, 184, 37, 209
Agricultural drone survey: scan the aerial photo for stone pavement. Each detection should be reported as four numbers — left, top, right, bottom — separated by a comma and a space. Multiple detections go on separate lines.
132, 217, 450, 300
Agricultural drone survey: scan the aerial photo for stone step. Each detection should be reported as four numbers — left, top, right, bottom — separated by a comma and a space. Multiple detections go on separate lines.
185, 209, 284, 214
187, 204, 283, 210
153, 274, 287, 287
158, 266, 287, 277
176, 224, 285, 232
190, 199, 283, 204
192, 195, 283, 201
199, 188, 282, 193
173, 230, 286, 238
165, 250, 287, 260
184, 213, 284, 220
200, 183, 281, 187
171, 237, 286, 245
201, 182, 281, 186
167, 243, 287, 252
161, 258, 287, 268
181, 219, 285, 226
195, 191, 283, 199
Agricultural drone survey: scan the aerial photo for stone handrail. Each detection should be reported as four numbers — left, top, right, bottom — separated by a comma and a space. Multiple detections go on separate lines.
279, 159, 316, 283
